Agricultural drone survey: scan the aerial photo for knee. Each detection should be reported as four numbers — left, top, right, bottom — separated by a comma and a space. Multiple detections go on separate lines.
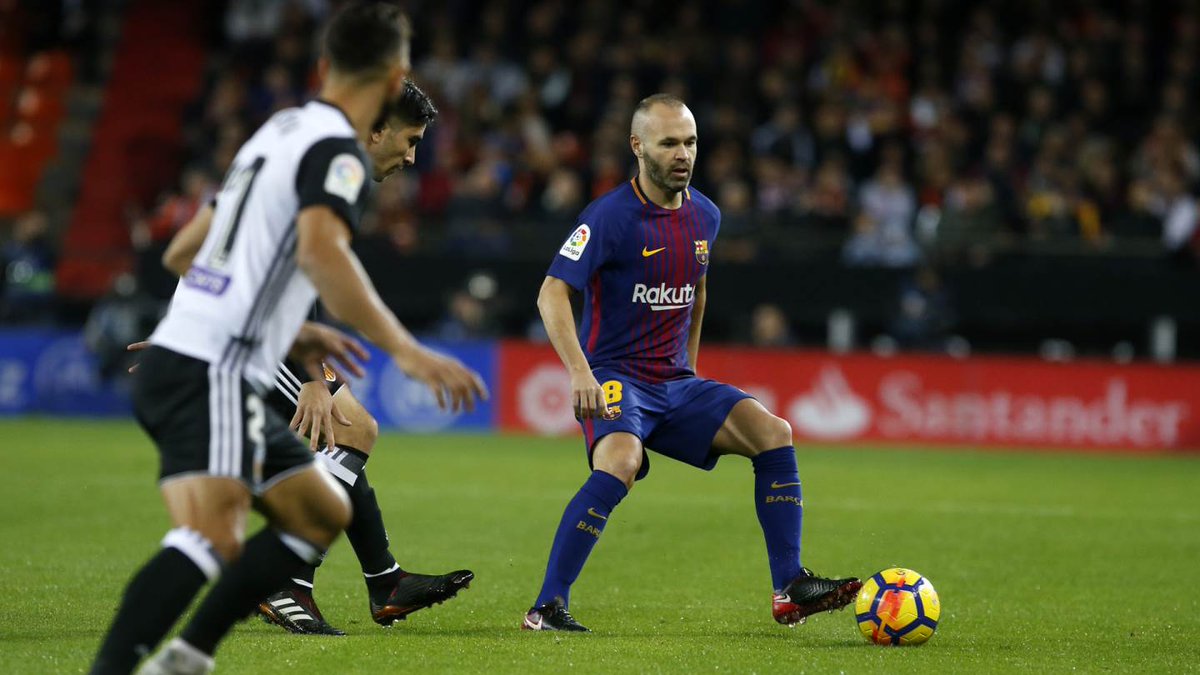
607, 460, 640, 490
201, 530, 243, 562
747, 414, 793, 456
597, 452, 641, 489
766, 414, 793, 449
362, 414, 379, 448
300, 494, 350, 549
338, 412, 379, 453
211, 538, 242, 562
323, 487, 353, 534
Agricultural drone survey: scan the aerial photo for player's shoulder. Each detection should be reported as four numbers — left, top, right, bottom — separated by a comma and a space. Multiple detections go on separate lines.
577, 180, 638, 229
685, 186, 721, 220
256, 100, 358, 153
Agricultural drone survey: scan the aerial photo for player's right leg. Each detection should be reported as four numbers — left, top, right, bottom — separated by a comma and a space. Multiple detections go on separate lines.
523, 431, 643, 633
255, 367, 352, 635
91, 348, 252, 675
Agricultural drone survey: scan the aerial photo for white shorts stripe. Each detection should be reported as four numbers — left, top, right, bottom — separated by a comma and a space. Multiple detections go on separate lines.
230, 373, 244, 479
208, 361, 247, 478
207, 365, 224, 475
220, 368, 233, 475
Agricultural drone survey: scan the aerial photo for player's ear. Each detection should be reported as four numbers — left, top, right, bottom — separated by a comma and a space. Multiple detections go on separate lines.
630, 135, 642, 158
317, 56, 330, 82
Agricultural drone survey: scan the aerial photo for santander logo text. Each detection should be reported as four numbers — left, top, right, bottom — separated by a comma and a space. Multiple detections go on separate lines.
877, 373, 1187, 447
783, 363, 1189, 448
631, 283, 694, 311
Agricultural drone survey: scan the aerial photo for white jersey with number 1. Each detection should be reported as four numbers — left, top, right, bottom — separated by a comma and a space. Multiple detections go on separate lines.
150, 99, 370, 389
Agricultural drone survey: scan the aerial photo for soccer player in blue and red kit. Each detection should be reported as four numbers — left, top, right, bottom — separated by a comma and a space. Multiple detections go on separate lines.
522, 94, 862, 632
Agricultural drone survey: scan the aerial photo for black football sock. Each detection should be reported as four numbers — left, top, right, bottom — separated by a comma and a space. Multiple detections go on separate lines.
346, 468, 399, 577
328, 447, 402, 592
289, 558, 319, 590
91, 529, 220, 674
180, 528, 322, 656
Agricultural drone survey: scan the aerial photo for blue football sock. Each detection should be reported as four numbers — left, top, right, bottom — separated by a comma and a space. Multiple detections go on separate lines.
534, 470, 628, 609
751, 446, 803, 590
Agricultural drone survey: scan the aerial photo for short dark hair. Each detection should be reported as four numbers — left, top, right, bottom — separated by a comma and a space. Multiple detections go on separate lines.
323, 2, 411, 77
392, 80, 439, 127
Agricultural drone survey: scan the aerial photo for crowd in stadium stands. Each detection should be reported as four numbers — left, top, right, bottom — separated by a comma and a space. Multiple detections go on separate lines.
4, 0, 1200, 334
141, 0, 1200, 269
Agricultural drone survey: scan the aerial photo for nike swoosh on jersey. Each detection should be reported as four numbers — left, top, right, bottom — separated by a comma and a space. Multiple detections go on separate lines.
770, 481, 801, 489
586, 507, 608, 520
642, 246, 666, 257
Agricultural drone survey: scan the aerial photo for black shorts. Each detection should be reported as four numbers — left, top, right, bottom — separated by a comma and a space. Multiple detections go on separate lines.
264, 358, 345, 421
133, 346, 313, 493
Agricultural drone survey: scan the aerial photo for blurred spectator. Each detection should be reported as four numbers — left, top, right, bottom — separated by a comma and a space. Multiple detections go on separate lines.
83, 273, 162, 380
749, 303, 795, 348
798, 158, 852, 232
751, 104, 815, 169
934, 173, 1006, 264
430, 273, 500, 342
888, 267, 956, 352
843, 147, 920, 267
1154, 166, 1199, 261
1, 211, 57, 324
129, 166, 217, 299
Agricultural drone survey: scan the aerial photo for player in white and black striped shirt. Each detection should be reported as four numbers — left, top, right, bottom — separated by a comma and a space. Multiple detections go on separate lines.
91, 7, 486, 674
158, 83, 474, 637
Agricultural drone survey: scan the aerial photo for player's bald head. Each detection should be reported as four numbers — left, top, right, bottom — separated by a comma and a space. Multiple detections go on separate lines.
630, 93, 693, 139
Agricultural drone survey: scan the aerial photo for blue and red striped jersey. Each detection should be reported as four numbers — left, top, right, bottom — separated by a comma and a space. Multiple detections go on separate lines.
546, 177, 721, 383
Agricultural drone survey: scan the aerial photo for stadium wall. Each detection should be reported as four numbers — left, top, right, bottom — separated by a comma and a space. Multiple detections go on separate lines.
4, 331, 1198, 452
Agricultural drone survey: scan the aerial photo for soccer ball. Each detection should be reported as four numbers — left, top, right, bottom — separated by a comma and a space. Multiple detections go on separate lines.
854, 567, 940, 646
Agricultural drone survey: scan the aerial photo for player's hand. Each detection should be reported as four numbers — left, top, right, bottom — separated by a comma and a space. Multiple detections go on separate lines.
570, 369, 608, 419
290, 381, 351, 452
125, 340, 151, 373
394, 346, 489, 413
290, 322, 369, 382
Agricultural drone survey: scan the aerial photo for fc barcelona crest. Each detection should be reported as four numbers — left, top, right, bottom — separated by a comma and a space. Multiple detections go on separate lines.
694, 239, 710, 265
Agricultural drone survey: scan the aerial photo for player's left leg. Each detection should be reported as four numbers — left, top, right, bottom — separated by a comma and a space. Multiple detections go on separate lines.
275, 386, 473, 629
712, 399, 803, 587
323, 387, 474, 625
710, 398, 861, 626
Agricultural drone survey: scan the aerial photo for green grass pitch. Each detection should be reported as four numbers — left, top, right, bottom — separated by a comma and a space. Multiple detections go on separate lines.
1, 418, 1197, 673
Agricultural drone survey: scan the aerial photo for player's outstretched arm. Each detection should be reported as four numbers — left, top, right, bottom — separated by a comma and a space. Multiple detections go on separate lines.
537, 275, 607, 419
687, 274, 707, 373
296, 205, 488, 412
161, 203, 214, 276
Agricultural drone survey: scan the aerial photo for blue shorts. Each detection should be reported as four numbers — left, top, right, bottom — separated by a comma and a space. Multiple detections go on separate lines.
579, 368, 754, 481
